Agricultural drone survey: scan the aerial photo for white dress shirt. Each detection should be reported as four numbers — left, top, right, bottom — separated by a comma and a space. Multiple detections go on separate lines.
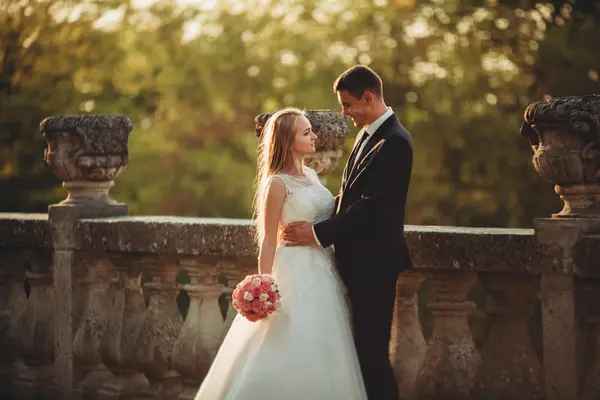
312, 107, 394, 247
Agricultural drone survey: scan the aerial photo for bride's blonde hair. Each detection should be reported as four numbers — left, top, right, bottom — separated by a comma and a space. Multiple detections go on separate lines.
253, 108, 305, 244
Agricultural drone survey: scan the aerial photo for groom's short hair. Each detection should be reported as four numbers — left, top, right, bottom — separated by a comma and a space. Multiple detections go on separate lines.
333, 65, 383, 100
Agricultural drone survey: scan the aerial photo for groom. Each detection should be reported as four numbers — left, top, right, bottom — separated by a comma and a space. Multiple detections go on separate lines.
283, 65, 413, 400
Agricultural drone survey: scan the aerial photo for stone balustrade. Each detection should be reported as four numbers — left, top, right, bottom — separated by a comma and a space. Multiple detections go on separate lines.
1, 95, 600, 399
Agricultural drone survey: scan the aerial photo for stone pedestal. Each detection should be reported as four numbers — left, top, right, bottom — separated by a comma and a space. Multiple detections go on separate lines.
42, 114, 132, 396
522, 95, 600, 399
535, 218, 600, 399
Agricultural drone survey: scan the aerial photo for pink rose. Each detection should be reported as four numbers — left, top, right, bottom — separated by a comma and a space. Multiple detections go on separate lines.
265, 302, 276, 313
242, 301, 253, 312
268, 292, 277, 303
232, 299, 240, 310
261, 282, 271, 291
246, 313, 260, 322
252, 301, 263, 313
234, 289, 245, 301
262, 275, 274, 284
251, 286, 262, 298
242, 282, 253, 292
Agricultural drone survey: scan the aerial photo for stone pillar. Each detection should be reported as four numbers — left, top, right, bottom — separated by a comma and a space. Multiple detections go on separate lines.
521, 95, 600, 399
14, 250, 55, 398
173, 258, 224, 399
99, 254, 149, 399
41, 114, 132, 396
255, 110, 348, 184
389, 272, 426, 400
72, 255, 114, 396
136, 256, 183, 398
471, 272, 543, 399
414, 271, 480, 400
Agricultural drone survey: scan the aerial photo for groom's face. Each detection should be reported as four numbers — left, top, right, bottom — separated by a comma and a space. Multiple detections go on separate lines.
336, 90, 370, 128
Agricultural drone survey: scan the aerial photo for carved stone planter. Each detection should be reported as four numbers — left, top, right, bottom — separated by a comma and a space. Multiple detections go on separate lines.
521, 95, 600, 218
255, 110, 348, 183
41, 115, 132, 209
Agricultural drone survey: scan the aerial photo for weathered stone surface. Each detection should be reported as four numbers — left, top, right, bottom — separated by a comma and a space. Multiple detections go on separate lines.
472, 272, 543, 399
15, 249, 55, 398
0, 214, 52, 248
99, 254, 149, 399
41, 114, 132, 182
521, 95, 600, 217
173, 259, 224, 400
41, 115, 131, 207
72, 256, 113, 395
415, 271, 480, 400
136, 256, 183, 398
0, 215, 554, 275
390, 272, 425, 400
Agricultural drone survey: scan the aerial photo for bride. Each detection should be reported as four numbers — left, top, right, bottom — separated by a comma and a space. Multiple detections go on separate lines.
195, 108, 367, 399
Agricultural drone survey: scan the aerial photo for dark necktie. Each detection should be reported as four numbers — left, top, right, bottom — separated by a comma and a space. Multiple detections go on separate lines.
350, 130, 370, 169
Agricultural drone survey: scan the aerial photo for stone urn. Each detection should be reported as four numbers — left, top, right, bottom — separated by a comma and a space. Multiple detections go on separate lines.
255, 110, 348, 184
41, 115, 132, 209
521, 95, 600, 218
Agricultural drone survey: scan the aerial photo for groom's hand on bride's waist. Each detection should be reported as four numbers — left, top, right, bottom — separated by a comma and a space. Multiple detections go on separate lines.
282, 222, 317, 246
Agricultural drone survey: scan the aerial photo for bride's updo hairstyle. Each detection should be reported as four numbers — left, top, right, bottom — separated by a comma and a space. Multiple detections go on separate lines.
253, 108, 305, 244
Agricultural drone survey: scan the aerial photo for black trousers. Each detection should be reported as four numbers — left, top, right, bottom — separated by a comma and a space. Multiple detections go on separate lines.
346, 267, 400, 400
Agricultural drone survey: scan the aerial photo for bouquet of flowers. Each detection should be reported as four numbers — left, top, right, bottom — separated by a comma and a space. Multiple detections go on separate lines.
232, 274, 281, 322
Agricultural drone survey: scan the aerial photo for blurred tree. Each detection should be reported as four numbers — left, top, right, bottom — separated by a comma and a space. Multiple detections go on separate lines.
3, 0, 598, 228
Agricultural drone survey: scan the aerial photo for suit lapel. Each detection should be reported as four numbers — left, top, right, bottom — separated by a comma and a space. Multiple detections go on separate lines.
347, 115, 396, 184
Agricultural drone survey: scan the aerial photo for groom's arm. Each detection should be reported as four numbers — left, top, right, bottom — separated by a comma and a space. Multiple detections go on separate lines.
311, 194, 339, 247
313, 136, 412, 248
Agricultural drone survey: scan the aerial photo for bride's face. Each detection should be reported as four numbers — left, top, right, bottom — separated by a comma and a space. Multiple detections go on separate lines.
291, 115, 317, 156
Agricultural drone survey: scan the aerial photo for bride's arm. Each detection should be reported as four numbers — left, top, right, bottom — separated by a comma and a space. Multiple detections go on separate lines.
258, 177, 286, 275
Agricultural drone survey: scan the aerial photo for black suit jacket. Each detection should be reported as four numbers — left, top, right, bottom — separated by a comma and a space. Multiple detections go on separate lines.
313, 113, 413, 285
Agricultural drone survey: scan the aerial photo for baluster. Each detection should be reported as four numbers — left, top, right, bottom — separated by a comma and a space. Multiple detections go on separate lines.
99, 254, 149, 399
6, 252, 29, 397
221, 261, 246, 334
136, 256, 183, 398
15, 250, 55, 398
0, 251, 25, 397
173, 258, 224, 399
390, 272, 426, 400
472, 272, 543, 399
415, 271, 480, 400
71, 254, 114, 396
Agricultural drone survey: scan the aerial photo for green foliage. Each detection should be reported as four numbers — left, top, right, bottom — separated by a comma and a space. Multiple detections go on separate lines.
3, 0, 598, 227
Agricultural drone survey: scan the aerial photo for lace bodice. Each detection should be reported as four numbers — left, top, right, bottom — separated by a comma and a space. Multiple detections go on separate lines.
271, 166, 335, 227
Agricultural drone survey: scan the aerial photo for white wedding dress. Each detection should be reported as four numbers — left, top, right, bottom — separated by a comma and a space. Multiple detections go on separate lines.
195, 166, 367, 400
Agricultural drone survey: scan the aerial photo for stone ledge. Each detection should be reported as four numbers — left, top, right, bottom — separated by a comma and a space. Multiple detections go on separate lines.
2, 213, 596, 276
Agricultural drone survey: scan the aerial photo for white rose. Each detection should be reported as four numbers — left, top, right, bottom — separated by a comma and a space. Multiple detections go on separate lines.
259, 293, 269, 303
252, 278, 262, 287
270, 283, 278, 292
244, 276, 252, 283
243, 291, 254, 301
